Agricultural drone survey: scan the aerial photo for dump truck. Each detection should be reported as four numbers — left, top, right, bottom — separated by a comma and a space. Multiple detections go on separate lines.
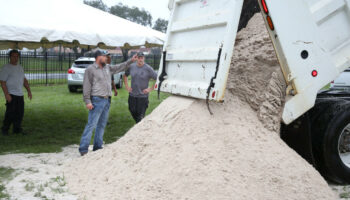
155, 0, 350, 184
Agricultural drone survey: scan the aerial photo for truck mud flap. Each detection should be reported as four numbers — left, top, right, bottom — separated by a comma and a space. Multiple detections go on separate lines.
280, 113, 316, 166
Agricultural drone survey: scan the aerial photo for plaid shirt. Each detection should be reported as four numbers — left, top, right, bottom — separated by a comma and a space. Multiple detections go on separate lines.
83, 60, 133, 104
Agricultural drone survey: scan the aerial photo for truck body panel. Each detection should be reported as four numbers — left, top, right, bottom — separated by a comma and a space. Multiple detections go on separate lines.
259, 0, 350, 124
156, 0, 244, 101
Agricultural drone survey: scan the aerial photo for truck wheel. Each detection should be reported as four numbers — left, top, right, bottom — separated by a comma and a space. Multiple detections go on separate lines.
116, 77, 123, 89
68, 85, 77, 93
312, 101, 350, 184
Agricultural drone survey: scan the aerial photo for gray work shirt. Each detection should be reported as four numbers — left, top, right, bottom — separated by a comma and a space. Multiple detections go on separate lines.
83, 60, 133, 104
125, 63, 157, 98
0, 64, 25, 96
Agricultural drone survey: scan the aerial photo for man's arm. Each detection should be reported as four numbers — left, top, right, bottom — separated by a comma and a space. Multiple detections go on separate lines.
110, 55, 138, 74
142, 67, 158, 94
83, 68, 93, 110
0, 81, 11, 102
23, 78, 32, 100
0, 67, 11, 102
111, 80, 118, 96
123, 75, 132, 93
142, 83, 156, 94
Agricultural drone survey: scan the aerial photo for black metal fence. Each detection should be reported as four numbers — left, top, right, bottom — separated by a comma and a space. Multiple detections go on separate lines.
0, 51, 161, 85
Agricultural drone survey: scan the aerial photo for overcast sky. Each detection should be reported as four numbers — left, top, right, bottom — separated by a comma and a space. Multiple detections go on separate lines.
82, 0, 170, 22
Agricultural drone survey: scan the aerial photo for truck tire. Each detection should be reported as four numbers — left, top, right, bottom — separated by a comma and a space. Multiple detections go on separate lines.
116, 76, 123, 89
68, 85, 77, 93
311, 100, 350, 184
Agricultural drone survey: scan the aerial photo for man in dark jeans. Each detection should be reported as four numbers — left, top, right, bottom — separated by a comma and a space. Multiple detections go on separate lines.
0, 50, 32, 135
79, 50, 137, 156
123, 52, 158, 123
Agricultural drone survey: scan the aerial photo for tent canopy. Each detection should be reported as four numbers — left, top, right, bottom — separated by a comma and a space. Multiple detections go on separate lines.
0, 0, 165, 50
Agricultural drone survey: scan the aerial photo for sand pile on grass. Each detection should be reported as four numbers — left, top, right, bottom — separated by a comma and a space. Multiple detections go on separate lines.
64, 14, 336, 200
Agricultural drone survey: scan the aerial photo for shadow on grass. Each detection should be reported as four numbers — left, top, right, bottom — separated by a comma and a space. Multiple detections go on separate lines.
0, 84, 169, 154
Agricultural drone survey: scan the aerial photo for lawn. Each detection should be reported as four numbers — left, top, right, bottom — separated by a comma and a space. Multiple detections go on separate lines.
0, 83, 169, 154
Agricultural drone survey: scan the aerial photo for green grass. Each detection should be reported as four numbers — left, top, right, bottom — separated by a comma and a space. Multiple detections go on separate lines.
27, 79, 67, 86
0, 168, 15, 180
0, 83, 169, 154
0, 184, 9, 199
322, 83, 331, 90
340, 192, 350, 198
0, 167, 16, 199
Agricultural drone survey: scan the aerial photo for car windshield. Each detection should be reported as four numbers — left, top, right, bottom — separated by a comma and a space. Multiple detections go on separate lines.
73, 61, 94, 68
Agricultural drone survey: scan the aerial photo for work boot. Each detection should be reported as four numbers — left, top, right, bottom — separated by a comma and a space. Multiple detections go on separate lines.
92, 147, 103, 152
80, 152, 87, 156
13, 128, 24, 135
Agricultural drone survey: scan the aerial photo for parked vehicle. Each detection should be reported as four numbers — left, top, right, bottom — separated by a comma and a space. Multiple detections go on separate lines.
330, 68, 350, 90
67, 57, 124, 92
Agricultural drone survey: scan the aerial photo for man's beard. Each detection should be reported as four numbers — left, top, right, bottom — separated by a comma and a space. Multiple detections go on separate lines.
101, 61, 106, 67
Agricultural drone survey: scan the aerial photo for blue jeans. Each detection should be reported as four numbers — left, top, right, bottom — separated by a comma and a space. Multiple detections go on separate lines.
79, 96, 111, 153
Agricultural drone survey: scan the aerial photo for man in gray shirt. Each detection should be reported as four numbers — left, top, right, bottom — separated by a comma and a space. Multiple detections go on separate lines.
123, 52, 157, 123
0, 50, 32, 135
79, 50, 137, 156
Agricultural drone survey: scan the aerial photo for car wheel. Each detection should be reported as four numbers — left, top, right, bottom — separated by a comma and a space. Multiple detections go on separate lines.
68, 85, 77, 93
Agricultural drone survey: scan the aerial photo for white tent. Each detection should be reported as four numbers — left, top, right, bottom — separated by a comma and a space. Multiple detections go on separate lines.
0, 0, 165, 50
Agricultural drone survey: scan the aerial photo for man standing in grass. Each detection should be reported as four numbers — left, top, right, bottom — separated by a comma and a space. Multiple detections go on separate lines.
123, 52, 158, 123
0, 50, 32, 135
79, 50, 137, 156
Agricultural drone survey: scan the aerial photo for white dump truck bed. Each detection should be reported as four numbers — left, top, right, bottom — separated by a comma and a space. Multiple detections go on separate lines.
155, 0, 244, 101
156, 0, 350, 124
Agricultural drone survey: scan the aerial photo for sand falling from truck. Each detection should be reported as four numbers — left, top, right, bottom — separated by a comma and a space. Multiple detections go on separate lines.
64, 14, 336, 200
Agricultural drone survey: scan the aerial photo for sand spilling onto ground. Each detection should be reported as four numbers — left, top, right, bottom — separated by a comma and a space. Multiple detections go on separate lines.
227, 14, 286, 132
64, 14, 336, 200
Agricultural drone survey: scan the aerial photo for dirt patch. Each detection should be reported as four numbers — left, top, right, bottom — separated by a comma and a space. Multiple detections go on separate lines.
0, 146, 78, 199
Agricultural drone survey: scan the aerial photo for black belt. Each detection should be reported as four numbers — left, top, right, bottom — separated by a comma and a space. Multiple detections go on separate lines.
93, 96, 111, 99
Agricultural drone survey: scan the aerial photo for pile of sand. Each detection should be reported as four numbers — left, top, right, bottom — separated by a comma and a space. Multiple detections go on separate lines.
64, 14, 336, 200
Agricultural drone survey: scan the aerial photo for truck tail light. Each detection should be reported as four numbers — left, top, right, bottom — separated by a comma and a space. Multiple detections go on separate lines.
266, 16, 274, 31
261, 0, 269, 14
312, 70, 318, 77
68, 69, 75, 74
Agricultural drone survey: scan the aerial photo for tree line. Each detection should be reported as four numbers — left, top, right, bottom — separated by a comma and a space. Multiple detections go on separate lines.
84, 0, 168, 33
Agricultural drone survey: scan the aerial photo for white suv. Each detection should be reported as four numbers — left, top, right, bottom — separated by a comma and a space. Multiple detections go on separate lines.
330, 68, 350, 90
67, 57, 124, 92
